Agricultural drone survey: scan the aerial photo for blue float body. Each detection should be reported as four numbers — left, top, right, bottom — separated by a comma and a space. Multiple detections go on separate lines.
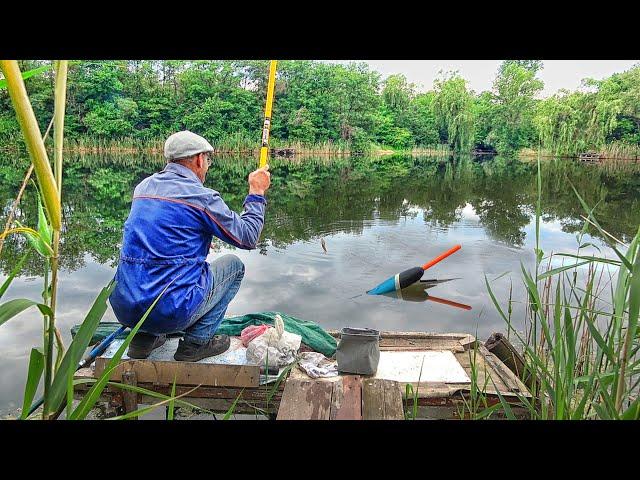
367, 275, 397, 295
367, 266, 425, 295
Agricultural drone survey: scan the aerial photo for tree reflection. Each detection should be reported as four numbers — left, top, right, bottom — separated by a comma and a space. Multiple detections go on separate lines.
0, 153, 638, 276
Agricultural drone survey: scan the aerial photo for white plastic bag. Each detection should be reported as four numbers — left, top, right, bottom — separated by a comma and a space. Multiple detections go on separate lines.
246, 315, 301, 368
298, 352, 339, 379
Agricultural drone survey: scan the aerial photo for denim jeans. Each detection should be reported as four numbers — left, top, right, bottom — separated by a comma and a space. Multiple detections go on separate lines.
182, 254, 245, 345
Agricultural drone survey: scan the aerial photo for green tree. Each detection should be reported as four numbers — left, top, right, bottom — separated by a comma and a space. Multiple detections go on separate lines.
405, 93, 439, 146
472, 91, 496, 149
488, 61, 544, 155
432, 72, 475, 152
382, 74, 414, 123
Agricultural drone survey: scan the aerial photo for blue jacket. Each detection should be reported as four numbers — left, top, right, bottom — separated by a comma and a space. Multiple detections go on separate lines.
108, 162, 266, 332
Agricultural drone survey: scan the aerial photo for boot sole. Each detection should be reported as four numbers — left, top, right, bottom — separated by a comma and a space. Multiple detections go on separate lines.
173, 339, 231, 362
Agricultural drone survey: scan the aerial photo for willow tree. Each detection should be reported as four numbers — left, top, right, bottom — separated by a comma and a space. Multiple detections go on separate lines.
534, 85, 622, 156
432, 72, 475, 152
598, 65, 640, 144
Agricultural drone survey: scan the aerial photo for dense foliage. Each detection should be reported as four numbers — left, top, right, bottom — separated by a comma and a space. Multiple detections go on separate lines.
1, 60, 639, 156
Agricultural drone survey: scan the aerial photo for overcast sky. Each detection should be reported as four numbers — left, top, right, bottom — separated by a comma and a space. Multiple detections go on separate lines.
327, 60, 639, 97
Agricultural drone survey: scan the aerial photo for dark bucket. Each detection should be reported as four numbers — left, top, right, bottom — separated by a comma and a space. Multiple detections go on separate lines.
336, 327, 380, 375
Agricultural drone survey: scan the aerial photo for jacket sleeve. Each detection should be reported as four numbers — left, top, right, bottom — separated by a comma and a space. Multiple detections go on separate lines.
201, 192, 266, 249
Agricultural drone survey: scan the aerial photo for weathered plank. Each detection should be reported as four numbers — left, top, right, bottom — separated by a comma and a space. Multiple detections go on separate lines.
74, 367, 94, 379
362, 378, 404, 420
455, 350, 508, 393
121, 370, 138, 418
328, 330, 472, 352
277, 378, 333, 420
478, 345, 528, 395
330, 375, 362, 420
94, 358, 259, 388
484, 332, 535, 391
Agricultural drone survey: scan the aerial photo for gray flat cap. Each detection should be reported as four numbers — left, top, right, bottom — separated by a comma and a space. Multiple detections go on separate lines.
164, 130, 214, 160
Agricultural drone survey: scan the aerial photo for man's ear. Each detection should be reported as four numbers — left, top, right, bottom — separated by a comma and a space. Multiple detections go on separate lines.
195, 153, 204, 169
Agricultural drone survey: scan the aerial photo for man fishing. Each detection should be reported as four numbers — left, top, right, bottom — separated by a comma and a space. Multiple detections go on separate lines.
109, 130, 271, 361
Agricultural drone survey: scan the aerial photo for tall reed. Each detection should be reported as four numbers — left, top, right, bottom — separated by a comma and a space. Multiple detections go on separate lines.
484, 154, 640, 419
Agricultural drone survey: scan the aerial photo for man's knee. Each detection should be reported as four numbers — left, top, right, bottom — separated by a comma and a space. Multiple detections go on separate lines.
221, 254, 245, 279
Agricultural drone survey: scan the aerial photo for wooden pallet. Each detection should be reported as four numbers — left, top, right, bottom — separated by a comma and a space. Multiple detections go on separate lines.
74, 331, 530, 419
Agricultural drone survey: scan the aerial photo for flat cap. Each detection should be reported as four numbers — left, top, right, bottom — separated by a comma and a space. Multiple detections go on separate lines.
164, 130, 214, 160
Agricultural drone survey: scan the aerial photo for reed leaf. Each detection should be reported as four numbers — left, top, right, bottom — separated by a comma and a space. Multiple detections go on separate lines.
44, 281, 116, 416
53, 60, 67, 195
101, 381, 217, 415
571, 184, 632, 271
223, 389, 244, 420
69, 279, 173, 419
484, 274, 510, 323
107, 385, 199, 421
537, 260, 593, 280
167, 375, 177, 420
9, 224, 54, 257
0, 251, 30, 300
66, 340, 75, 419
20, 348, 44, 419
0, 298, 52, 327
489, 377, 517, 420
554, 253, 620, 267
0, 64, 51, 89
592, 402, 611, 420
615, 234, 640, 410
621, 396, 640, 420
36, 193, 52, 248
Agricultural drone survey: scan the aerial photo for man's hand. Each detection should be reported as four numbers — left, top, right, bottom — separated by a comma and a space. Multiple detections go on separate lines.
248, 164, 271, 196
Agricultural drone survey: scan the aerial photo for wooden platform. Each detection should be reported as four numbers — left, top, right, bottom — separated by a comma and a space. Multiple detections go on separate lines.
579, 152, 602, 162
74, 330, 531, 420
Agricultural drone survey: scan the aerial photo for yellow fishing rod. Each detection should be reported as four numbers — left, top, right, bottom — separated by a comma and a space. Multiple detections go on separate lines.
259, 60, 277, 168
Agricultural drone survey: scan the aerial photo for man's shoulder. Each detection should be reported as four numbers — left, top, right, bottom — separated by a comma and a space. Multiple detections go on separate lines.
133, 172, 225, 209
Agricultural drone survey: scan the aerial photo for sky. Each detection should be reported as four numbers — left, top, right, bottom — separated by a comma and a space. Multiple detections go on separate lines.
327, 60, 639, 98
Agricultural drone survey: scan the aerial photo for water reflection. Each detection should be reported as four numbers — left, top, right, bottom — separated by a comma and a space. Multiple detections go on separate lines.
1, 154, 639, 277
380, 280, 472, 311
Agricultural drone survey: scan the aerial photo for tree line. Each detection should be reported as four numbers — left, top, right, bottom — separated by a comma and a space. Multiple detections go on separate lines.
1, 60, 638, 156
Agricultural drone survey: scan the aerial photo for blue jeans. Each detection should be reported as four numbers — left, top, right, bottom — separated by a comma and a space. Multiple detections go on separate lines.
182, 254, 245, 345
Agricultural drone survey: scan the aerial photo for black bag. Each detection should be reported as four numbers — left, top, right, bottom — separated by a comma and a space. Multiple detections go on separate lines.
336, 327, 380, 375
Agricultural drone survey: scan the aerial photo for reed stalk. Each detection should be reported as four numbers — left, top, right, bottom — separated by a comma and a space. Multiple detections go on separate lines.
42, 61, 68, 418
0, 61, 61, 231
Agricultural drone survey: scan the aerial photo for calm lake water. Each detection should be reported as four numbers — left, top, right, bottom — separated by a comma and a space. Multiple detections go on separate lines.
1, 153, 639, 415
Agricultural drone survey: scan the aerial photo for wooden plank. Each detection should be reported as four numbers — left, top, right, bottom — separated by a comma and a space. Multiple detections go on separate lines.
330, 375, 362, 420
328, 330, 472, 352
383, 380, 405, 420
479, 345, 530, 396
277, 378, 333, 420
74, 367, 94, 379
455, 351, 508, 394
328, 330, 472, 340
75, 380, 283, 402
94, 357, 259, 388
121, 370, 138, 418
362, 378, 404, 420
484, 332, 535, 390
454, 351, 529, 399
362, 379, 385, 419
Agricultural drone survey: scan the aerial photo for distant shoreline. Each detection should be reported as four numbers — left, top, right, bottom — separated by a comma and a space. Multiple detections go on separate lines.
1, 138, 639, 162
